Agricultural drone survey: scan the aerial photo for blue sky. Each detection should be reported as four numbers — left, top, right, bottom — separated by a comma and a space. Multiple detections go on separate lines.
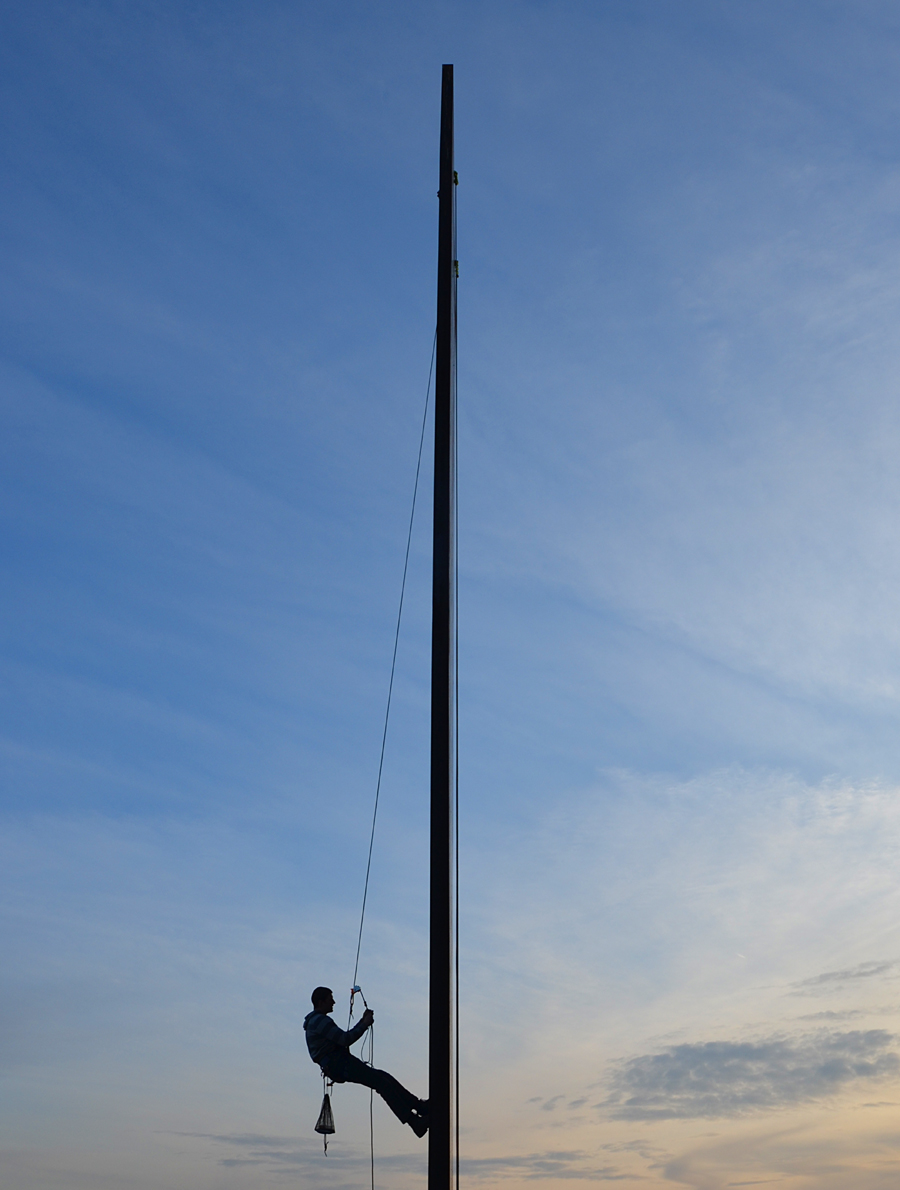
5, 2, 900, 1188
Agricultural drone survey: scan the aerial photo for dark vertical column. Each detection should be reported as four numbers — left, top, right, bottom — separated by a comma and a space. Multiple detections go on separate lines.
429, 63, 456, 1190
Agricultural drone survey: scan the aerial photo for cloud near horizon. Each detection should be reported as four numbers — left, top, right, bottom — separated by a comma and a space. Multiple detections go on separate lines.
603, 1029, 900, 1120
662, 1121, 900, 1190
178, 1132, 633, 1183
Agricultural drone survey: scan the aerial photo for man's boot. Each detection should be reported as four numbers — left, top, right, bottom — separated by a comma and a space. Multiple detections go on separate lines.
407, 1112, 429, 1138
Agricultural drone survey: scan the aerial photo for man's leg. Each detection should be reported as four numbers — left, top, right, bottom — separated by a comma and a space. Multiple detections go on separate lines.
326, 1052, 422, 1125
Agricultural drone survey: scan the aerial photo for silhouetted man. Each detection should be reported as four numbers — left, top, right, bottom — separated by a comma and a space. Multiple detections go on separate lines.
304, 986, 429, 1138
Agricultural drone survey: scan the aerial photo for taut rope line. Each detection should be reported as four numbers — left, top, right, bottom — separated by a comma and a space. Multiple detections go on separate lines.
350, 328, 437, 994
344, 332, 436, 1190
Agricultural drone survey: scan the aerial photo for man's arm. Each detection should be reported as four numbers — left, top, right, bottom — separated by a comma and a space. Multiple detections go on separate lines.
309, 1012, 370, 1050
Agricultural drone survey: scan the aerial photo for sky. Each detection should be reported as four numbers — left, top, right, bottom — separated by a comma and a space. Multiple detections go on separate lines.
4, 1, 900, 1187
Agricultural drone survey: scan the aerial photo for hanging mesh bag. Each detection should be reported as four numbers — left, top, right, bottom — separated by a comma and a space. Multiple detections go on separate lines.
315, 1090, 335, 1153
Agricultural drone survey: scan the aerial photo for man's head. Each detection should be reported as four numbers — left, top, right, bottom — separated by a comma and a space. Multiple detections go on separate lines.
311, 986, 335, 1013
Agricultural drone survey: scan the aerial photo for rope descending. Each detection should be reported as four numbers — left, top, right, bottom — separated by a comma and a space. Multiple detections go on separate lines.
350, 332, 436, 997
313, 336, 435, 1178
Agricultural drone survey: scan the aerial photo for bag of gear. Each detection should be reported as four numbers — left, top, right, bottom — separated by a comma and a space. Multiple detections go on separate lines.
315, 1090, 335, 1152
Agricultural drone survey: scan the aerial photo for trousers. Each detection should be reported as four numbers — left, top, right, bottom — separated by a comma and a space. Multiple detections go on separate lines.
320, 1049, 419, 1124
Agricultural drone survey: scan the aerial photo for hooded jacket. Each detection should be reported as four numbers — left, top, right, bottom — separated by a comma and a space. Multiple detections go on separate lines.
303, 1010, 369, 1065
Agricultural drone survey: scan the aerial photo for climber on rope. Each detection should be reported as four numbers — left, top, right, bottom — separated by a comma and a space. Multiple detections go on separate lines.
304, 986, 429, 1138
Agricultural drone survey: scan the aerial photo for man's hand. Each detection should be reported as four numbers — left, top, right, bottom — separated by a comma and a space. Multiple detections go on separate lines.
361, 1007, 374, 1028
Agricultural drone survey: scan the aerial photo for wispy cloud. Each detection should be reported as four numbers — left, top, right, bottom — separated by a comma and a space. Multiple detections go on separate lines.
797, 1010, 867, 1022
173, 1132, 423, 1180
459, 1150, 632, 1182
791, 962, 897, 993
178, 1133, 632, 1183
603, 1030, 900, 1120
662, 1122, 900, 1190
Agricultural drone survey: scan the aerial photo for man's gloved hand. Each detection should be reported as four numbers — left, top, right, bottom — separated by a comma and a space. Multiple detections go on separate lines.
361, 1007, 374, 1028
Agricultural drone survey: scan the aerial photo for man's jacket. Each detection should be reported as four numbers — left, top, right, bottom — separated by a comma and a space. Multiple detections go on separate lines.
304, 1011, 368, 1065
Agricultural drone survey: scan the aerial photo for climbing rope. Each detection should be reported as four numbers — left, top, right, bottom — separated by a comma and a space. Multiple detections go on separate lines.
334, 332, 436, 1188
367, 1018, 375, 1190
350, 329, 436, 995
